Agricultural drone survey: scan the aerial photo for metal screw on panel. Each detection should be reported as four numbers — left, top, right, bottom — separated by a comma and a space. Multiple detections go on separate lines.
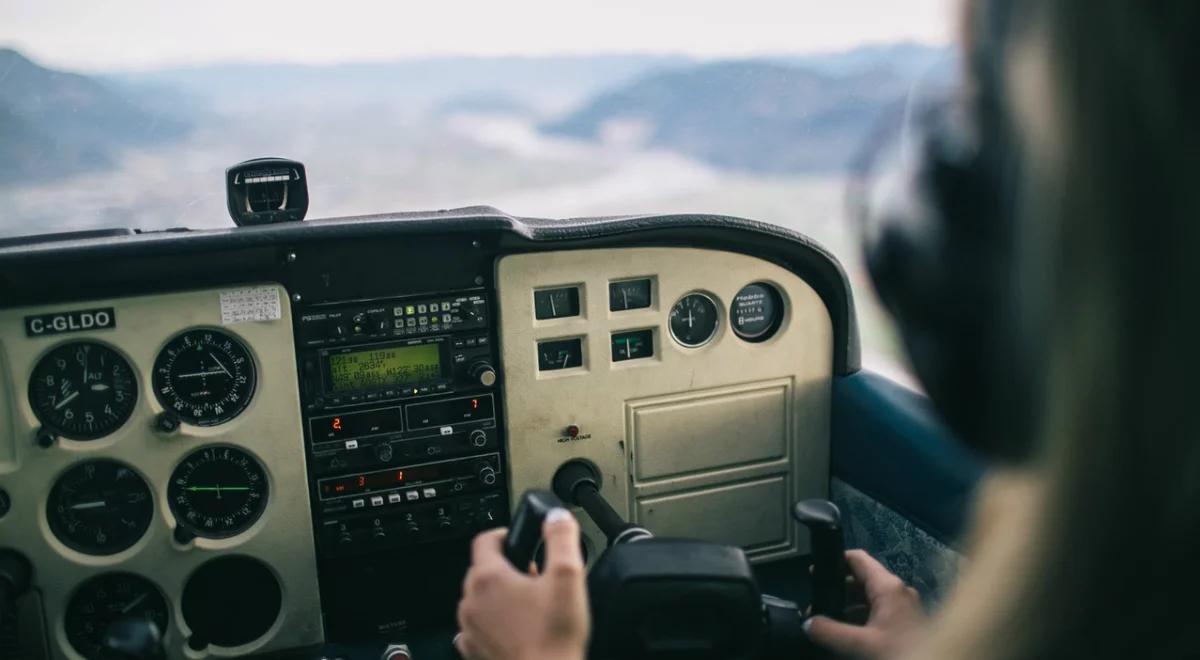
471, 240, 481, 248
474, 276, 484, 285
292, 293, 303, 303
286, 252, 298, 263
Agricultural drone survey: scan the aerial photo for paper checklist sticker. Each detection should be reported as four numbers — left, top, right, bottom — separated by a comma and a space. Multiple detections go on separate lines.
220, 286, 283, 324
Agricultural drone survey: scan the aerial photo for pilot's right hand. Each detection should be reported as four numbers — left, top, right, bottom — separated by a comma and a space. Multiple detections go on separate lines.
804, 550, 927, 660
455, 509, 590, 660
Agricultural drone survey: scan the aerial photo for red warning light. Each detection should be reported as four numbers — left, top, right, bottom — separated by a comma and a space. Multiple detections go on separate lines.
471, 398, 479, 410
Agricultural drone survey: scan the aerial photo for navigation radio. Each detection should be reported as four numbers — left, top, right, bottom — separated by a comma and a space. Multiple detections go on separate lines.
295, 288, 507, 558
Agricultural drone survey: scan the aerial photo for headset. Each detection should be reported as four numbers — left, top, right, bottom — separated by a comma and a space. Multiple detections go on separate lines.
852, 0, 1041, 462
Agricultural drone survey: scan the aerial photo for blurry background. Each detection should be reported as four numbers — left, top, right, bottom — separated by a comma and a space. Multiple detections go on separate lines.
0, 0, 955, 380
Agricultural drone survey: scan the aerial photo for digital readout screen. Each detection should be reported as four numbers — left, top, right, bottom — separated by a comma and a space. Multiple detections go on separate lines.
311, 407, 403, 443
407, 395, 495, 429
327, 344, 442, 392
320, 464, 442, 498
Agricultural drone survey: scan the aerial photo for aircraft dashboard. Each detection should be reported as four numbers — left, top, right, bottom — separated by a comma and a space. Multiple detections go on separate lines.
0, 208, 857, 660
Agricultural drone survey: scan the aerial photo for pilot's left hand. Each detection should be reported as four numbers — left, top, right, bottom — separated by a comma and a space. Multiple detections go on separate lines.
455, 509, 590, 660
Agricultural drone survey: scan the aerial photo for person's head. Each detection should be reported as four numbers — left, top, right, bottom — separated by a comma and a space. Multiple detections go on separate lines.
869, 0, 1200, 657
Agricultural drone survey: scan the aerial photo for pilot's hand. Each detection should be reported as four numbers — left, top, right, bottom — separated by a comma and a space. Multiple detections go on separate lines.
804, 550, 926, 660
455, 509, 589, 660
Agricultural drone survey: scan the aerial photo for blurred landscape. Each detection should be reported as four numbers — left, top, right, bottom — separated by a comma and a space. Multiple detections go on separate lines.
0, 44, 949, 378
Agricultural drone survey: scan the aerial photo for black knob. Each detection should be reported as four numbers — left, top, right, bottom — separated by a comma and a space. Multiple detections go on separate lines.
34, 427, 56, 448
469, 430, 488, 447
793, 499, 847, 620
468, 361, 497, 387
478, 465, 497, 486
376, 443, 394, 462
100, 615, 165, 660
382, 643, 413, 660
154, 412, 181, 434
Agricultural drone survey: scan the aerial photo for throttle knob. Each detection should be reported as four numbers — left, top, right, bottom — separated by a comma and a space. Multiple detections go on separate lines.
468, 361, 497, 387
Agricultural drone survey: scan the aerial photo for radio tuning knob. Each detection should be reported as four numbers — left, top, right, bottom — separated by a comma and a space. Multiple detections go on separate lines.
469, 430, 488, 448
477, 464, 498, 486
468, 361, 498, 388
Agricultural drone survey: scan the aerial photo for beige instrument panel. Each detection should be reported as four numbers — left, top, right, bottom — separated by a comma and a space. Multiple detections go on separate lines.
497, 248, 833, 562
0, 284, 322, 660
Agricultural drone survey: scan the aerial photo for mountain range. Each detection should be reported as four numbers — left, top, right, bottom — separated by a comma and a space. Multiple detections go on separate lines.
0, 43, 951, 185
544, 45, 955, 173
0, 48, 190, 184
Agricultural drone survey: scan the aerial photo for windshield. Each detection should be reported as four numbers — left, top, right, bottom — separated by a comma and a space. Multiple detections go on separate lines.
0, 0, 953, 381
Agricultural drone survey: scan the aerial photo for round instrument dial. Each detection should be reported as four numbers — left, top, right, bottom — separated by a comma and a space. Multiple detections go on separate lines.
168, 446, 268, 538
153, 329, 256, 426
47, 460, 153, 555
65, 573, 170, 659
730, 283, 785, 342
28, 342, 137, 440
668, 292, 721, 348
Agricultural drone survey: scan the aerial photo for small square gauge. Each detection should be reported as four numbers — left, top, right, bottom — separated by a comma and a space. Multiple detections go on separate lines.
611, 329, 654, 362
609, 278, 652, 311
534, 287, 580, 320
538, 337, 584, 371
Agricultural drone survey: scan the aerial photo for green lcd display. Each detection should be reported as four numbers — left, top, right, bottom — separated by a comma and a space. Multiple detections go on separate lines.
327, 344, 442, 392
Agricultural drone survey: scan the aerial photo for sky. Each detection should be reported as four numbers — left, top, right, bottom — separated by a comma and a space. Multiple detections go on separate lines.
0, 0, 954, 72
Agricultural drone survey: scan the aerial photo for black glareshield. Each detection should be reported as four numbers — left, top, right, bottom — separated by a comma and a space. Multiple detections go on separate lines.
504, 490, 565, 570
225, 158, 309, 226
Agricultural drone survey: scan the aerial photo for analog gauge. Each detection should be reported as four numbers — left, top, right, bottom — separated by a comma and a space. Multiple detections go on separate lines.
47, 460, 153, 555
611, 329, 654, 362
730, 283, 785, 342
168, 446, 268, 539
668, 293, 721, 348
609, 279, 652, 311
533, 287, 580, 320
537, 337, 584, 371
28, 342, 137, 440
65, 573, 169, 659
153, 329, 256, 426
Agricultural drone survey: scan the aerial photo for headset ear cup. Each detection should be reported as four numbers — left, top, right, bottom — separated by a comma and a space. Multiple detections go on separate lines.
859, 110, 1004, 450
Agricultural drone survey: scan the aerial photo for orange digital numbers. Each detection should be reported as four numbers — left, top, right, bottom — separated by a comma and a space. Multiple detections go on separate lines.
332, 417, 343, 431
357, 475, 366, 487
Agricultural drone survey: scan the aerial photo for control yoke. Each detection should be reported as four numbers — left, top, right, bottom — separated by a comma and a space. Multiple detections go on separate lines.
501, 462, 851, 659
